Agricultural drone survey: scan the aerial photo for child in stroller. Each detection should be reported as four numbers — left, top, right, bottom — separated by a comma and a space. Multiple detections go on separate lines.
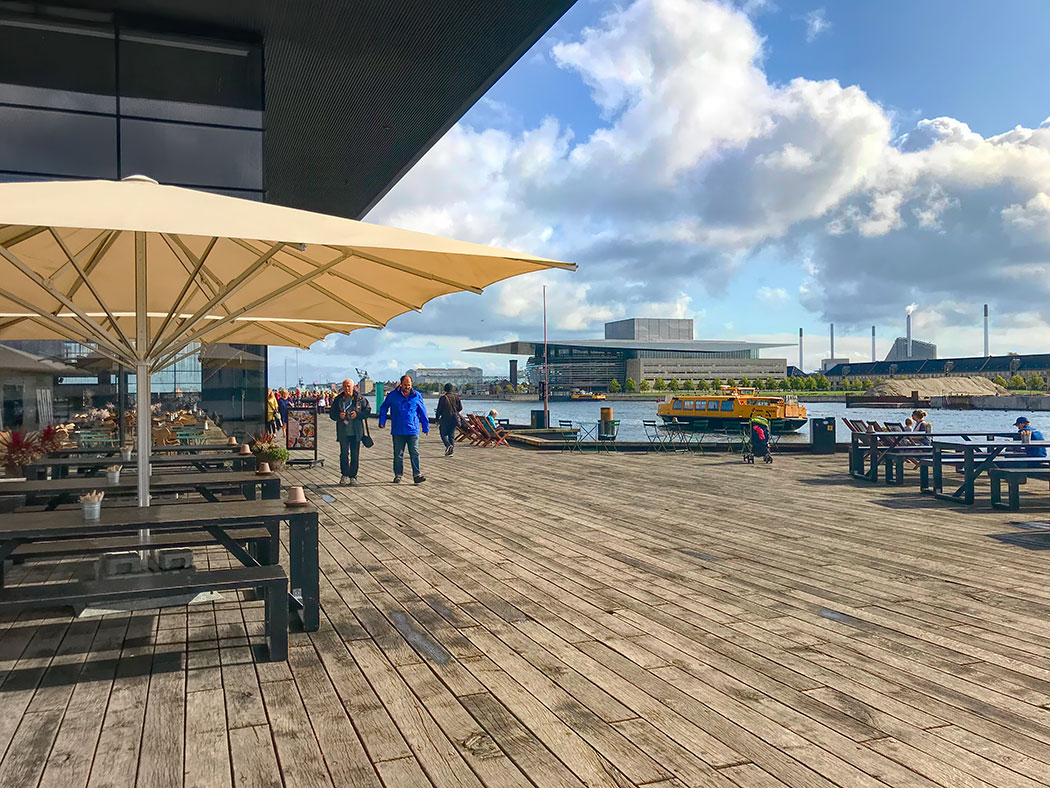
744, 416, 773, 464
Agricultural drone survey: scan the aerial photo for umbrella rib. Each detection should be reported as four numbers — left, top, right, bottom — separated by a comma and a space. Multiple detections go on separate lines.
150, 234, 218, 355
0, 247, 132, 360
334, 246, 485, 294
166, 234, 229, 311
0, 285, 130, 363
26, 316, 132, 368
52, 229, 112, 297
153, 251, 358, 366
230, 240, 387, 326
152, 241, 286, 361
46, 228, 135, 353
248, 240, 423, 312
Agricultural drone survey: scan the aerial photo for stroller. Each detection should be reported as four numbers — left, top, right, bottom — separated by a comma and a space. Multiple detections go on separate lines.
743, 416, 773, 464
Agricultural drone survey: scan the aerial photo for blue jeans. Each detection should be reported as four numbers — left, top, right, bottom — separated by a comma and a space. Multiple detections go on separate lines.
337, 435, 360, 479
392, 434, 421, 478
439, 425, 456, 448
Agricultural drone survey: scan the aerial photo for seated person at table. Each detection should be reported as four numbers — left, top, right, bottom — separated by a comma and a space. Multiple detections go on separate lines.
1014, 417, 1047, 458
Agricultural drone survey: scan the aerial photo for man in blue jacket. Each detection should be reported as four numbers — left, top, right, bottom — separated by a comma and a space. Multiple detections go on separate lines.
378, 374, 429, 484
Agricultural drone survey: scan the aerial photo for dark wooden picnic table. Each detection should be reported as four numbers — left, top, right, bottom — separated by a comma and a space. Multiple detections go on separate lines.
0, 471, 280, 510
0, 499, 319, 633
930, 437, 1050, 505
48, 442, 236, 458
848, 431, 1014, 483
23, 451, 255, 479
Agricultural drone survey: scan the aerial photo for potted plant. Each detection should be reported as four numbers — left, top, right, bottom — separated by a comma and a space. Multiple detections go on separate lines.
251, 430, 290, 471
0, 430, 41, 477
38, 425, 65, 454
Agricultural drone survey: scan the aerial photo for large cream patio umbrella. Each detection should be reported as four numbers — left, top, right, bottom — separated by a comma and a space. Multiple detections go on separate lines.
0, 176, 575, 507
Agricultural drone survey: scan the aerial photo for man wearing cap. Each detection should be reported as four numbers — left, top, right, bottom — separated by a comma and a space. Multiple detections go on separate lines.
1014, 417, 1047, 459
377, 374, 429, 484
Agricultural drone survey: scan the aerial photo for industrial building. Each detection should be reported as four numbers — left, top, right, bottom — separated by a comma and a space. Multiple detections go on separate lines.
467, 319, 790, 392
410, 367, 484, 387
884, 337, 938, 362
0, 0, 575, 431
824, 353, 1050, 384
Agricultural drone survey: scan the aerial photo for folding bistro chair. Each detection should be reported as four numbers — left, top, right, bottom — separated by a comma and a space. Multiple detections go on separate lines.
571, 421, 598, 452
642, 420, 669, 452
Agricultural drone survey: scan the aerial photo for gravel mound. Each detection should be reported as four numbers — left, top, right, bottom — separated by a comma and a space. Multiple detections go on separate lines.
868, 376, 1007, 397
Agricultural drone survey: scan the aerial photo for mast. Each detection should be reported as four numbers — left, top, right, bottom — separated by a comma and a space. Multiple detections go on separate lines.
543, 285, 549, 427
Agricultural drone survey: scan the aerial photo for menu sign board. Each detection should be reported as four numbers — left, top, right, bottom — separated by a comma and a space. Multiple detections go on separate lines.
285, 407, 317, 450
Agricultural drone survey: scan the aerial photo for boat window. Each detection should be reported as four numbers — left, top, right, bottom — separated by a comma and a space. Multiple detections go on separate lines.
721, 400, 734, 411
708, 401, 720, 411
683, 401, 694, 410
694, 400, 706, 410
673, 400, 683, 410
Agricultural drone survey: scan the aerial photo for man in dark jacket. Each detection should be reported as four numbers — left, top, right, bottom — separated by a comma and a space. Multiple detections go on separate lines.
377, 374, 429, 484
435, 383, 463, 456
330, 378, 370, 485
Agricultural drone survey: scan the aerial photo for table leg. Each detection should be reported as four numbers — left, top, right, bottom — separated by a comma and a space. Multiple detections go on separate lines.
262, 478, 280, 500
288, 512, 319, 631
990, 473, 1002, 508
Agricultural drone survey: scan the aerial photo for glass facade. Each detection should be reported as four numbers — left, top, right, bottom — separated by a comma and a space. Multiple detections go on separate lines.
0, 6, 268, 435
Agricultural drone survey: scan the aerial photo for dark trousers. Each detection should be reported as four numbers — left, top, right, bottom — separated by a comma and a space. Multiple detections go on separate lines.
439, 424, 456, 448
392, 434, 421, 478
338, 435, 361, 478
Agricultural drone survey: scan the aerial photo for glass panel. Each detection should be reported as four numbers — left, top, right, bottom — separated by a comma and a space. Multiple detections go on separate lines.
721, 400, 734, 411
673, 400, 683, 410
120, 118, 263, 189
119, 32, 262, 110
708, 401, 720, 411
0, 105, 117, 177
0, 15, 115, 96
683, 401, 694, 410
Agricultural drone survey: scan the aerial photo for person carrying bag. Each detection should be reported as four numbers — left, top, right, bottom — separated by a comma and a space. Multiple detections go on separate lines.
330, 378, 370, 485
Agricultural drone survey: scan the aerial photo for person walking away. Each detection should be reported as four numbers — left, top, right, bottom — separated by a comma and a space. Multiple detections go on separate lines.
378, 374, 429, 484
331, 378, 370, 485
435, 383, 462, 456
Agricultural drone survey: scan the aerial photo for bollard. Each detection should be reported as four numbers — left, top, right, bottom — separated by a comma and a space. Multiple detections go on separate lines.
600, 406, 614, 439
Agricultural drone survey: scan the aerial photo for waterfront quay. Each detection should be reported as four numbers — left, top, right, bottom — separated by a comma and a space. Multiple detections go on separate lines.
3, 420, 1050, 787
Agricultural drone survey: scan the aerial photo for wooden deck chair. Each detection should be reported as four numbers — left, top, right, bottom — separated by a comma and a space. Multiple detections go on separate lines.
865, 421, 886, 432
467, 415, 495, 447
478, 416, 510, 447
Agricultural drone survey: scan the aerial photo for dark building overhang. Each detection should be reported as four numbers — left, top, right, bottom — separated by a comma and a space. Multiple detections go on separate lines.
61, 0, 576, 218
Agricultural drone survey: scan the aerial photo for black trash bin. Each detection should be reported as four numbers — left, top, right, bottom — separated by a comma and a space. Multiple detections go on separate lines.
531, 409, 549, 429
810, 417, 836, 454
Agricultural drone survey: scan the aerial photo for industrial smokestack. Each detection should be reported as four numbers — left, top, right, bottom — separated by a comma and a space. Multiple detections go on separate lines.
984, 304, 989, 357
799, 328, 804, 370
829, 323, 835, 360
905, 304, 917, 358
871, 326, 876, 362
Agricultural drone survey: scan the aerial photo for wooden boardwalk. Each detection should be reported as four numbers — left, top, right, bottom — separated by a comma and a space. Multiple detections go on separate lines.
3, 419, 1050, 787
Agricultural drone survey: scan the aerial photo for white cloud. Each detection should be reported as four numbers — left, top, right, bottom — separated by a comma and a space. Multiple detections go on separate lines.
803, 8, 830, 42
351, 0, 1050, 376
758, 286, 788, 302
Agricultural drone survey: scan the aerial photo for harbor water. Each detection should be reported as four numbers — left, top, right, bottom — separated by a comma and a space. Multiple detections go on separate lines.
381, 398, 1038, 444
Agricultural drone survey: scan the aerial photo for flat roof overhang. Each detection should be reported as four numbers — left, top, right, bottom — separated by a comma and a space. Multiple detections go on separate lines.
467, 340, 795, 355
63, 0, 576, 218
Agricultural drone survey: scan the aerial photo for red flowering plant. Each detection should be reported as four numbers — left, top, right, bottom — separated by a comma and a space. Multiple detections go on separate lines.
38, 425, 63, 454
0, 430, 42, 472
250, 430, 289, 468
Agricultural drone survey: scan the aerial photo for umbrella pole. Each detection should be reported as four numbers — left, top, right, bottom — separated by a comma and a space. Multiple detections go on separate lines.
135, 231, 151, 565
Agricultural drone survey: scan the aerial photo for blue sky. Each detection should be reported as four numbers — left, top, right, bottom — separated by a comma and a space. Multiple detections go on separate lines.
271, 0, 1050, 385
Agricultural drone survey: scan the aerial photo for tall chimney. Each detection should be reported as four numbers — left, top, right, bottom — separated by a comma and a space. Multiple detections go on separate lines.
829, 323, 835, 360
799, 328, 804, 370
984, 304, 989, 357
871, 326, 876, 362
906, 312, 912, 358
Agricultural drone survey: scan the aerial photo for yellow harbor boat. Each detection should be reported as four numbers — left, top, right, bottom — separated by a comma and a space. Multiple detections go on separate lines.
570, 390, 607, 401
657, 385, 807, 433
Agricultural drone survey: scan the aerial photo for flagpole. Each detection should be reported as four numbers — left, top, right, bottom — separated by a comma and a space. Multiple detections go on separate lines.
543, 285, 549, 428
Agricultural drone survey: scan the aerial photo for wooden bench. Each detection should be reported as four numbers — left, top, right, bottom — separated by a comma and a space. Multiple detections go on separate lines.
10, 525, 273, 561
990, 466, 1050, 510
0, 565, 288, 660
